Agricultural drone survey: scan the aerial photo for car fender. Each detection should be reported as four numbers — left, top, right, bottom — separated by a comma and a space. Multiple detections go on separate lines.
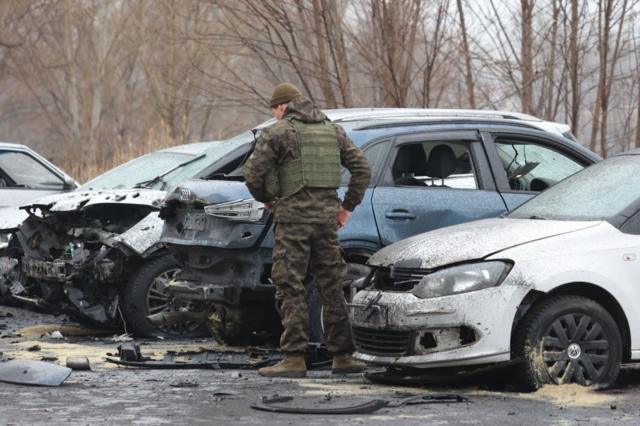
114, 212, 165, 258
491, 222, 640, 356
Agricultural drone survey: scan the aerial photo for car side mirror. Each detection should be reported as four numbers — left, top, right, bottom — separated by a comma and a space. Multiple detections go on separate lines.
62, 176, 77, 191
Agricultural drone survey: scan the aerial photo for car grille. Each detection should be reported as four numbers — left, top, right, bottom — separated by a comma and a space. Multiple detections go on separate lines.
374, 266, 431, 291
353, 327, 413, 357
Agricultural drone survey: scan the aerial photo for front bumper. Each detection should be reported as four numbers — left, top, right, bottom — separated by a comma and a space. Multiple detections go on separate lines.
350, 284, 529, 368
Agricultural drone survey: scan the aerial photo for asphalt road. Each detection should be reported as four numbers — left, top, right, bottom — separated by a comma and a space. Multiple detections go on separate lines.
1, 305, 640, 425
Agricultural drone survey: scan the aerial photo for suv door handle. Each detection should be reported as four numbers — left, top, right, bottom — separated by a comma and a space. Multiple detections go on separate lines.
385, 210, 416, 220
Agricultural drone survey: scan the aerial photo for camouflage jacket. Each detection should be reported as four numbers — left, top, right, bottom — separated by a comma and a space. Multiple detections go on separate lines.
244, 97, 371, 224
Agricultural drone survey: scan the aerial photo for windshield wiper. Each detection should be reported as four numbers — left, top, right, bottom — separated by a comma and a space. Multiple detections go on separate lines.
133, 153, 206, 190
528, 215, 546, 220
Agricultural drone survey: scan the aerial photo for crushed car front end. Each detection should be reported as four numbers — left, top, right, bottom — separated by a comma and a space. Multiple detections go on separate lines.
7, 190, 166, 327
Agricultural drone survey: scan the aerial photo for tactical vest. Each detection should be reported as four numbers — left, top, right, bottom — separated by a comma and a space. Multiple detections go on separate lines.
277, 118, 341, 197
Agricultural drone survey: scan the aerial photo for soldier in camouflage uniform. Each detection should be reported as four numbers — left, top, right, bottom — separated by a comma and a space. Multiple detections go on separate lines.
244, 83, 371, 378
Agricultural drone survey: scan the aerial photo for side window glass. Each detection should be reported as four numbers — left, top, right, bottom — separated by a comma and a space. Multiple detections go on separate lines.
341, 139, 390, 186
390, 141, 478, 189
0, 151, 63, 189
495, 139, 584, 192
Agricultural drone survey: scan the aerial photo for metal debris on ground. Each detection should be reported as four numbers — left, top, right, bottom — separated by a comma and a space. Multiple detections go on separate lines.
251, 393, 469, 415
110, 333, 133, 343
0, 360, 72, 387
105, 343, 332, 371
106, 343, 282, 370
49, 331, 64, 339
66, 356, 91, 371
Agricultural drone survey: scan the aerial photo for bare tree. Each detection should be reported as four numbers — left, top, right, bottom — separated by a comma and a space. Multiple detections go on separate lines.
457, 0, 476, 108
589, 0, 630, 157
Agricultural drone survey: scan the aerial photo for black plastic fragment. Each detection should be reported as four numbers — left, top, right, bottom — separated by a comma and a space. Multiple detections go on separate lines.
251, 396, 389, 415
250, 393, 468, 415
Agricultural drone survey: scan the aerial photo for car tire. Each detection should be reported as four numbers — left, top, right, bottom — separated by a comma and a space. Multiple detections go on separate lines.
514, 295, 622, 391
122, 254, 209, 338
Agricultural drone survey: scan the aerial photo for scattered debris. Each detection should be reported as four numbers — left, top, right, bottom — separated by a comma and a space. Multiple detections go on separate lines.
105, 342, 332, 371
40, 356, 58, 362
106, 344, 282, 370
0, 360, 72, 387
66, 357, 91, 371
212, 389, 242, 397
27, 344, 41, 352
115, 343, 143, 362
49, 331, 64, 340
169, 379, 199, 388
110, 333, 133, 343
251, 393, 468, 415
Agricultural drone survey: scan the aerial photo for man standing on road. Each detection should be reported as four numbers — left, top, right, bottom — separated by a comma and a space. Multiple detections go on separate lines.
244, 83, 371, 378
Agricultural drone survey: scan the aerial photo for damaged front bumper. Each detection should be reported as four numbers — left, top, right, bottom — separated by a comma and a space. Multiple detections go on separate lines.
350, 283, 529, 368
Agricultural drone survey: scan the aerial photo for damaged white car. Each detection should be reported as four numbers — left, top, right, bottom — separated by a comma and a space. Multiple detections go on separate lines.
352, 149, 640, 390
0, 140, 250, 337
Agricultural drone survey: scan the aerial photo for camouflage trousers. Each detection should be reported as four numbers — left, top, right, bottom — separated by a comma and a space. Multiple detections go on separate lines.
271, 222, 354, 355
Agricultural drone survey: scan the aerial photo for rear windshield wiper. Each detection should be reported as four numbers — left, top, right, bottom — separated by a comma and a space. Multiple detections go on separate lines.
134, 153, 206, 190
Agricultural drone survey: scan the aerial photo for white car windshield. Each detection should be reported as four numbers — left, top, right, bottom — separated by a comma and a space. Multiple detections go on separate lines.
509, 155, 640, 221
79, 134, 253, 191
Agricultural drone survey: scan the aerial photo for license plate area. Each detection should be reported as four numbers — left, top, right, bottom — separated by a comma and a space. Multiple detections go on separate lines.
349, 303, 388, 328
183, 213, 207, 231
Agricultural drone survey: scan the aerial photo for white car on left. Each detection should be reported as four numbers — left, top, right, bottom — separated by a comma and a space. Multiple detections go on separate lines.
0, 142, 77, 249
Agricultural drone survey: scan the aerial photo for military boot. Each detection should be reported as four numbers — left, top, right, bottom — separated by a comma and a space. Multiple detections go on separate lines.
258, 355, 307, 378
332, 354, 367, 374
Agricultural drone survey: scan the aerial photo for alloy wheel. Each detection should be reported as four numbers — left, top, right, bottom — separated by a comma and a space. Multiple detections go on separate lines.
146, 267, 202, 335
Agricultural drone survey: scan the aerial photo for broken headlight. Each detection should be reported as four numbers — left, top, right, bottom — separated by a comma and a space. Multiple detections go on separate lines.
204, 199, 265, 222
411, 261, 512, 299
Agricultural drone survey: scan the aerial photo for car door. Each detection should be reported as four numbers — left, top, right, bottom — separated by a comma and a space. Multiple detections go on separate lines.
338, 138, 391, 253
481, 132, 593, 212
371, 130, 507, 246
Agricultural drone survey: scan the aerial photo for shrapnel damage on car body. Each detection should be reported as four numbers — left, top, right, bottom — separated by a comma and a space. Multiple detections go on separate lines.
157, 108, 599, 344
351, 218, 598, 368
3, 189, 165, 326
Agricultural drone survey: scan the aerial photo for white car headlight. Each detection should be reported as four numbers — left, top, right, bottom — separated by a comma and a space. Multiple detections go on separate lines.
204, 199, 265, 222
412, 261, 512, 299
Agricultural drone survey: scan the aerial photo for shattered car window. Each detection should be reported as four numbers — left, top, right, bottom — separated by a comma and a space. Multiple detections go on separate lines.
508, 155, 640, 221
79, 138, 251, 191
0, 151, 63, 189
496, 141, 584, 192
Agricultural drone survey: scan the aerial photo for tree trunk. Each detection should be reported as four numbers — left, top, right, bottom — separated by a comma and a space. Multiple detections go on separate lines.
457, 0, 475, 108
520, 0, 534, 114
568, 0, 580, 136
312, 0, 337, 108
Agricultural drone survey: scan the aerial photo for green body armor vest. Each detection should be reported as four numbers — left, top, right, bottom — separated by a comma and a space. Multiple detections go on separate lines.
276, 118, 341, 198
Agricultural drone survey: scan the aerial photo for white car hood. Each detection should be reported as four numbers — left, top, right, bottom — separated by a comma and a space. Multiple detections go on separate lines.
22, 189, 165, 212
368, 218, 601, 269
0, 189, 165, 232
